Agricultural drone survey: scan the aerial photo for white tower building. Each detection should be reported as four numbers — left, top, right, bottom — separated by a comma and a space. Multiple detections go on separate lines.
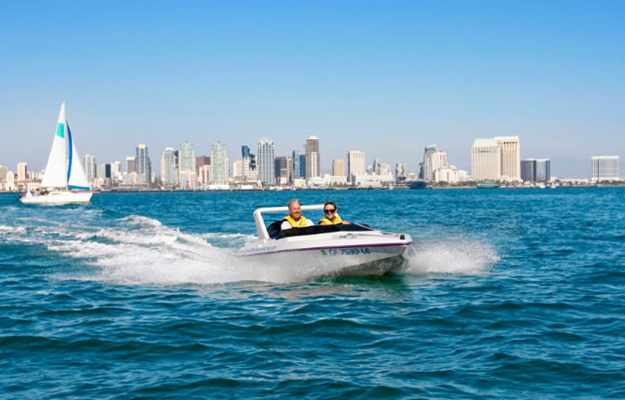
347, 150, 366, 183
592, 156, 620, 182
471, 138, 500, 181
495, 136, 521, 181
210, 141, 229, 185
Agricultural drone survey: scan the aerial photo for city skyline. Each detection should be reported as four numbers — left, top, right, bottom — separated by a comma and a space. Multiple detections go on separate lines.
1, 1, 624, 178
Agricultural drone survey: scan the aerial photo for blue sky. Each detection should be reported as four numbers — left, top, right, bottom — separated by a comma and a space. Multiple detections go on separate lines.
1, 0, 623, 178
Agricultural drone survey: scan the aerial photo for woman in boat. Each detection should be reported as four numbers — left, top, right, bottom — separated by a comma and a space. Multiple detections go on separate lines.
318, 201, 350, 225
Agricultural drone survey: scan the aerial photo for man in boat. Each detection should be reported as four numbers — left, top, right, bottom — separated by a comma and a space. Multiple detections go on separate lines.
318, 201, 350, 225
281, 199, 314, 230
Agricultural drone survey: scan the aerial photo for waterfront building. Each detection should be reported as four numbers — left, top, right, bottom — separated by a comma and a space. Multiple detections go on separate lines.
178, 142, 196, 189
110, 161, 122, 184
135, 144, 151, 186
332, 159, 346, 177
591, 156, 620, 182
471, 138, 500, 181
96, 163, 111, 179
495, 136, 521, 181
210, 141, 229, 185
84, 154, 96, 182
126, 156, 136, 174
161, 147, 179, 187
17, 162, 28, 183
521, 159, 536, 182
274, 156, 292, 185
239, 145, 258, 181
292, 151, 306, 179
0, 165, 7, 182
396, 163, 406, 182
258, 137, 275, 185
347, 150, 366, 183
198, 165, 211, 185
535, 159, 551, 182
305, 135, 320, 179
422, 145, 447, 181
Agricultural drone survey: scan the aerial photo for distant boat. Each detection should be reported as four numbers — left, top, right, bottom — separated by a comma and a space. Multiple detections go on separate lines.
477, 182, 499, 189
20, 103, 92, 205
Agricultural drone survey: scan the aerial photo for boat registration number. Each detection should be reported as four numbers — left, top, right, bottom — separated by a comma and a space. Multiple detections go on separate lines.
322, 247, 371, 256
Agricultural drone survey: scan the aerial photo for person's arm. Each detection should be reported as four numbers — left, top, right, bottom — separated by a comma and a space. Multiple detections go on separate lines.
281, 221, 292, 230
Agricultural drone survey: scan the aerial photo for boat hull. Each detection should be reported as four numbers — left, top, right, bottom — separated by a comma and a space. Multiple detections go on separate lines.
20, 191, 92, 205
238, 231, 412, 278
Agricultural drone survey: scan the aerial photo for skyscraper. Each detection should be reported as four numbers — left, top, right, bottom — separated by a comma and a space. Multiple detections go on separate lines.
347, 150, 366, 183
16, 162, 28, 183
591, 156, 620, 182
332, 159, 346, 177
495, 136, 521, 181
274, 156, 292, 185
135, 144, 151, 186
305, 135, 320, 179
178, 141, 196, 189
84, 154, 96, 182
422, 145, 448, 181
126, 156, 136, 174
258, 137, 275, 185
210, 141, 229, 185
471, 139, 500, 181
535, 159, 551, 182
161, 147, 179, 186
521, 159, 536, 182
240, 145, 257, 181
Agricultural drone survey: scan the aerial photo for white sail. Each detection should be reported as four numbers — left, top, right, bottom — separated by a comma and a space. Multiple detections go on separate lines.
67, 122, 90, 190
40, 103, 69, 189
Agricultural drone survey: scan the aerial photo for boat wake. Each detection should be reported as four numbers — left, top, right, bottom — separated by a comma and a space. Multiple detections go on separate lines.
1, 215, 499, 285
403, 239, 499, 275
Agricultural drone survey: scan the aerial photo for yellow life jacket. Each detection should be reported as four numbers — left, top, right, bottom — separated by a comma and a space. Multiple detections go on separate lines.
284, 215, 308, 228
318, 215, 343, 225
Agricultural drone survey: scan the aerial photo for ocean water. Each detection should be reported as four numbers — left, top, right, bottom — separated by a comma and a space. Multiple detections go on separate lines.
0, 188, 624, 399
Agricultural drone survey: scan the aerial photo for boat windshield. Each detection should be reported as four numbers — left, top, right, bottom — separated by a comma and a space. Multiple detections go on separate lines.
267, 222, 374, 240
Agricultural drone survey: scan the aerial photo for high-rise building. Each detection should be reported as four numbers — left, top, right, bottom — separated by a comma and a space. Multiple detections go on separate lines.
126, 156, 136, 173
292, 150, 306, 179
240, 145, 257, 181
178, 142, 196, 189
161, 147, 179, 186
110, 161, 121, 184
135, 144, 151, 185
0, 165, 8, 182
396, 163, 406, 181
332, 159, 346, 177
84, 154, 96, 182
305, 135, 320, 179
258, 137, 275, 185
347, 150, 366, 182
274, 156, 292, 185
521, 159, 536, 182
96, 163, 111, 179
495, 136, 521, 181
210, 141, 229, 185
535, 159, 551, 182
17, 162, 28, 183
471, 139, 500, 181
591, 156, 620, 182
422, 145, 448, 181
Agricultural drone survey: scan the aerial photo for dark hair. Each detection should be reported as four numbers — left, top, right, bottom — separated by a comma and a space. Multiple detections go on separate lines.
324, 201, 337, 210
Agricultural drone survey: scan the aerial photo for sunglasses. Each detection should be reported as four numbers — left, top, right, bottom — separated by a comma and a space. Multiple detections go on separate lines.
324, 209, 336, 213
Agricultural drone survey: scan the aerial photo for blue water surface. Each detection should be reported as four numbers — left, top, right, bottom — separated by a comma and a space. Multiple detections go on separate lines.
0, 188, 624, 399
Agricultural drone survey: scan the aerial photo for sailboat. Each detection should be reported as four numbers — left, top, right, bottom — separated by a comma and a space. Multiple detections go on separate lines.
20, 102, 93, 205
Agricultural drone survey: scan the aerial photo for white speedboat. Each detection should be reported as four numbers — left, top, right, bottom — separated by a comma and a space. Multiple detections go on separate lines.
237, 204, 413, 278
20, 102, 92, 205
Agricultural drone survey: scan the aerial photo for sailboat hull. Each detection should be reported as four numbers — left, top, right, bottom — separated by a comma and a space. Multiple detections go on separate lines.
20, 191, 92, 205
